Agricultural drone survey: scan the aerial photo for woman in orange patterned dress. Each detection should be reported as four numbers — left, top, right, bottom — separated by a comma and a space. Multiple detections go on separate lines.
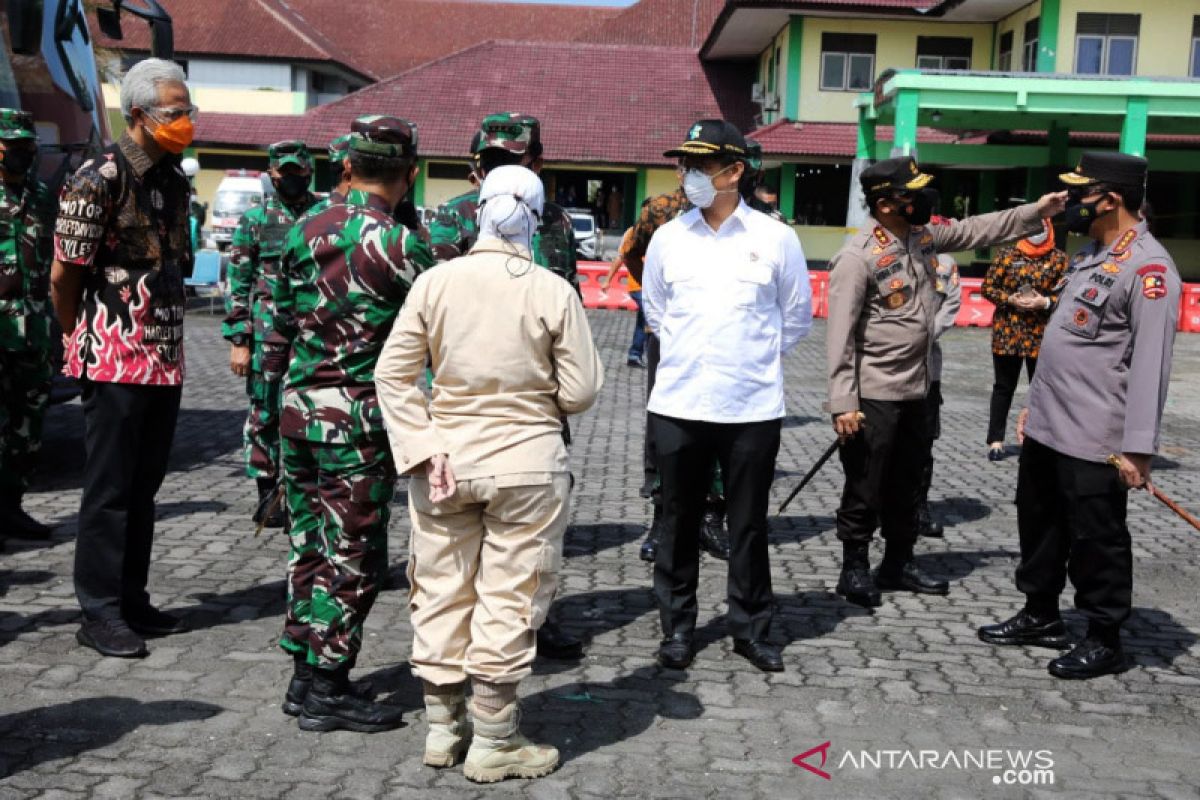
982, 220, 1069, 461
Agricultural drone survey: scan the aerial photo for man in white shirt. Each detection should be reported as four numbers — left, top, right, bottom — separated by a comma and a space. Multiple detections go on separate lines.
642, 120, 812, 672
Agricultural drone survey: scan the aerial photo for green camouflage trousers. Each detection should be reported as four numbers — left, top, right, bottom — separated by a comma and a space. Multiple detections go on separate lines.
0, 349, 51, 495
244, 372, 281, 480
279, 435, 395, 668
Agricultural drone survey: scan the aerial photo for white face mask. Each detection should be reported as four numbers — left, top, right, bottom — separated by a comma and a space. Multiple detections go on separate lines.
681, 165, 735, 209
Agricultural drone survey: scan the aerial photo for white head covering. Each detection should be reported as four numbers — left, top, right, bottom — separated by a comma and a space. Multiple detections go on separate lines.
1025, 218, 1051, 246
476, 165, 544, 249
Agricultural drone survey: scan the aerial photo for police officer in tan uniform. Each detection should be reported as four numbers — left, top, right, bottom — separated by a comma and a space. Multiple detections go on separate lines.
917, 246, 961, 539
979, 152, 1180, 680
827, 156, 1065, 608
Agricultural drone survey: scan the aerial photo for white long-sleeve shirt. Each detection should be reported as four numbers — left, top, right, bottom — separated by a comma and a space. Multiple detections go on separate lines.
642, 201, 811, 423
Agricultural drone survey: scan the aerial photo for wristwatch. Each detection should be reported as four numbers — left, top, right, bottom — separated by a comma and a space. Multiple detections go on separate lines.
231, 334, 249, 347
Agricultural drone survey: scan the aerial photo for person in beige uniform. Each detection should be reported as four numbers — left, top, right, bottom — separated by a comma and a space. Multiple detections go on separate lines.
827, 156, 1065, 608
376, 165, 603, 783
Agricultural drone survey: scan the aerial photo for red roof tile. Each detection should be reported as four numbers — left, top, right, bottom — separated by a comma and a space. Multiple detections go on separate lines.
575, 0, 725, 48
747, 119, 971, 157
95, 0, 620, 81
195, 40, 758, 166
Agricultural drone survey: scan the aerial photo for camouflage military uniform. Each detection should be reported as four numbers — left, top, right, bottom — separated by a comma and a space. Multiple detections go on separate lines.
222, 143, 318, 481
0, 110, 53, 507
265, 177, 420, 668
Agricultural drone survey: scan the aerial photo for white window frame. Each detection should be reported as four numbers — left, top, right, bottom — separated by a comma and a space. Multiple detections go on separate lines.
1075, 33, 1138, 75
917, 54, 970, 71
1022, 37, 1038, 71
1192, 37, 1200, 78
820, 51, 875, 92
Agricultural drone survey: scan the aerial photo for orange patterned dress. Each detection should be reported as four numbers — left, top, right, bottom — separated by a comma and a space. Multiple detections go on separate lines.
982, 245, 1069, 358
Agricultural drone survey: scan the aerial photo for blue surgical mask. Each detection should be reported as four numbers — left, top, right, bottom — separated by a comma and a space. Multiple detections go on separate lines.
682, 165, 734, 209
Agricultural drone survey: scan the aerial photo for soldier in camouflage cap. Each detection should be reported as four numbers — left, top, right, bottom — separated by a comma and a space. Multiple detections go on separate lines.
262, 114, 422, 733
0, 108, 54, 546
222, 140, 320, 529
428, 113, 579, 297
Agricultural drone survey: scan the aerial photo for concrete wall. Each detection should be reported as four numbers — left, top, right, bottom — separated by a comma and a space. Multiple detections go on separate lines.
102, 82, 303, 119
1058, 0, 1198, 77
643, 168, 678, 202
796, 17, 994, 123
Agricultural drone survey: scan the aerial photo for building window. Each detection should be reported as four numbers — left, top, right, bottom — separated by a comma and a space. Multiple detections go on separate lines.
916, 36, 972, 70
998, 30, 1014, 71
820, 33, 876, 91
1022, 18, 1039, 71
1074, 13, 1139, 76
1192, 17, 1200, 78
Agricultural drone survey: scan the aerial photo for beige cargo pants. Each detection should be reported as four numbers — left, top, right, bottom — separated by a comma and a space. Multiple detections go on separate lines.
407, 471, 571, 686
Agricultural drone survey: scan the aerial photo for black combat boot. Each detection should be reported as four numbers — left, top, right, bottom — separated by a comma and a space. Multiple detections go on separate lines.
640, 505, 664, 563
253, 477, 286, 528
0, 489, 54, 540
536, 618, 584, 660
876, 548, 949, 595
916, 459, 944, 538
283, 653, 313, 717
699, 495, 731, 561
836, 542, 880, 608
298, 664, 404, 733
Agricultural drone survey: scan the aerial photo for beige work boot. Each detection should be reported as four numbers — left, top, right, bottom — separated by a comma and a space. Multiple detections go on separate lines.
423, 692, 471, 768
463, 702, 559, 783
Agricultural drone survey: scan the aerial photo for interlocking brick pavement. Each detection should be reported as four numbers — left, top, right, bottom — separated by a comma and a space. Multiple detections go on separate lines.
1, 307, 1199, 799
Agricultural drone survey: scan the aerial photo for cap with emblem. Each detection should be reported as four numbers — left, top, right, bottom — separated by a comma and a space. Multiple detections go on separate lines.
1059, 151, 1147, 188
478, 112, 539, 155
348, 115, 418, 159
268, 140, 313, 171
664, 119, 747, 159
327, 134, 351, 162
859, 156, 934, 195
0, 108, 36, 141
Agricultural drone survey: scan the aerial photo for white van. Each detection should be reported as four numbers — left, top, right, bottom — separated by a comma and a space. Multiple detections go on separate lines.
211, 170, 272, 248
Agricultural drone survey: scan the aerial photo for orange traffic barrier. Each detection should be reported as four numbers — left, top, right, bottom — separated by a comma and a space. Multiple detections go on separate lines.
809, 271, 829, 319
578, 262, 637, 311
1180, 285, 1200, 333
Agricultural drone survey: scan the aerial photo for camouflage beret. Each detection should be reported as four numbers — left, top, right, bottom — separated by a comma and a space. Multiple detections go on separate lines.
0, 108, 36, 141
478, 112, 539, 155
327, 134, 351, 162
349, 115, 418, 159
268, 140, 313, 171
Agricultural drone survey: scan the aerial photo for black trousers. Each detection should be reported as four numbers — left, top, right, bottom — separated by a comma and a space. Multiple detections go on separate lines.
1015, 437, 1131, 642
918, 381, 942, 502
650, 413, 780, 641
642, 334, 660, 485
75, 381, 182, 620
987, 354, 1036, 444
835, 398, 928, 558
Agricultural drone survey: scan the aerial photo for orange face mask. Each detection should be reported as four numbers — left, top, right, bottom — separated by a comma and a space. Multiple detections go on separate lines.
148, 114, 194, 155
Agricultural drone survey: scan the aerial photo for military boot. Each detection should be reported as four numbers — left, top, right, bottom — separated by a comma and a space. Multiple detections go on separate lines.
463, 702, 559, 783
298, 664, 404, 733
423, 688, 471, 768
0, 489, 54, 540
836, 543, 881, 608
282, 654, 312, 717
699, 496, 731, 561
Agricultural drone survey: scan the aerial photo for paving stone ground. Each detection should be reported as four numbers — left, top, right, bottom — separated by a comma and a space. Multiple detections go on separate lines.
2, 306, 1200, 800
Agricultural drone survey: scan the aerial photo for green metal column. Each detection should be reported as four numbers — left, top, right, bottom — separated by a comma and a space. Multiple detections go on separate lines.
857, 113, 877, 160
1024, 166, 1046, 202
635, 167, 648, 208
892, 89, 919, 156
1120, 96, 1149, 157
1180, 173, 1198, 238
1036, 0, 1060, 72
1048, 123, 1069, 169
978, 171, 997, 213
414, 159, 427, 207
779, 163, 797, 222
784, 17, 804, 120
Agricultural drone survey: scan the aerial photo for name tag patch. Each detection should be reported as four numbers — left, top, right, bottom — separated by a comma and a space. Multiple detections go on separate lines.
1089, 273, 1115, 288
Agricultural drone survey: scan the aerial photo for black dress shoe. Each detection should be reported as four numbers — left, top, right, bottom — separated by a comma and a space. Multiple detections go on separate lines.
978, 610, 1071, 649
125, 606, 187, 637
988, 445, 1006, 462
299, 670, 404, 733
0, 505, 55, 540
1048, 639, 1129, 680
639, 476, 657, 499
917, 503, 944, 538
639, 512, 664, 563
876, 561, 949, 595
733, 639, 783, 672
76, 618, 148, 658
536, 620, 584, 660
699, 508, 730, 561
656, 633, 694, 669
836, 563, 881, 608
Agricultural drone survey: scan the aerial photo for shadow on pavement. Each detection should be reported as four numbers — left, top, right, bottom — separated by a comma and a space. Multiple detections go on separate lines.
774, 590, 873, 647
769, 514, 835, 546
0, 697, 222, 777
155, 499, 229, 519
931, 496, 993, 526
0, 569, 56, 598
920, 548, 1013, 584
169, 579, 288, 633
561, 522, 645, 558
1120, 606, 1198, 670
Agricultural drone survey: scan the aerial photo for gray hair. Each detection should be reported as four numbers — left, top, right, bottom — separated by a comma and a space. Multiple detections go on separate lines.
120, 58, 188, 123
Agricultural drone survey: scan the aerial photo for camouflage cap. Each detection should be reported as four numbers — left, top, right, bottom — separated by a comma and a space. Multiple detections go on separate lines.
0, 108, 36, 141
745, 140, 763, 172
328, 133, 351, 162
478, 112, 539, 155
268, 139, 314, 171
348, 115, 418, 159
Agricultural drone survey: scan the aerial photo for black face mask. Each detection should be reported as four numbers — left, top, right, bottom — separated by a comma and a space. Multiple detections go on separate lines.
899, 190, 933, 226
1, 147, 36, 178
1064, 197, 1104, 234
275, 173, 309, 201
393, 198, 421, 230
